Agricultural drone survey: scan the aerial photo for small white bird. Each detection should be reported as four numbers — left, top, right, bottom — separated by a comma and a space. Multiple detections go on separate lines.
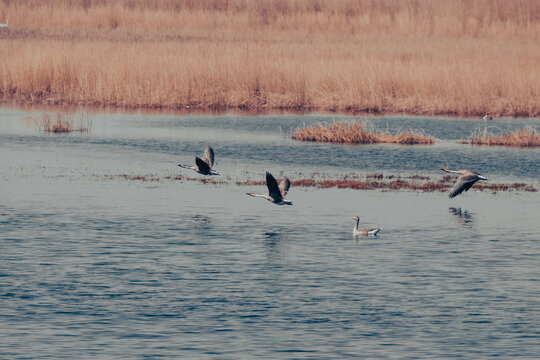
352, 216, 381, 236
0, 19, 8, 28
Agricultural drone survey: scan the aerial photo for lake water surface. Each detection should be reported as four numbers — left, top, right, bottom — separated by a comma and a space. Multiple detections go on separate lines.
1, 108, 539, 359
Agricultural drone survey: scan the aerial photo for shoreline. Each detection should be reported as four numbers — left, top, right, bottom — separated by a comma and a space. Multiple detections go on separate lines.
3, 101, 539, 121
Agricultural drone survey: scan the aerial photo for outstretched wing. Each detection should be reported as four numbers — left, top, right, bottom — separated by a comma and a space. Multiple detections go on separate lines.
195, 157, 211, 174
448, 175, 478, 198
266, 172, 283, 200
279, 177, 291, 197
202, 145, 214, 168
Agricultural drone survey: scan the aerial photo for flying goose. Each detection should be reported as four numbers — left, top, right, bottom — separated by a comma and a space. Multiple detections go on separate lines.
178, 145, 219, 175
247, 172, 292, 205
352, 216, 380, 236
441, 168, 488, 198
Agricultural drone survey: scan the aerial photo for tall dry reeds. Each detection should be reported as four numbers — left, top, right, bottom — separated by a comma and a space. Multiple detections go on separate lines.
1, 0, 539, 115
461, 126, 540, 147
292, 122, 435, 145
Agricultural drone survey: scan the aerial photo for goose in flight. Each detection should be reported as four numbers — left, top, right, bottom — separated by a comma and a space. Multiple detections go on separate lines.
441, 168, 488, 198
0, 19, 7, 28
178, 145, 219, 175
352, 216, 380, 236
247, 172, 292, 205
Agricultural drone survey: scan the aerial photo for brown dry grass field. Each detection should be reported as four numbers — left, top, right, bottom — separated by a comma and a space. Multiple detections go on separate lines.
1, 0, 539, 116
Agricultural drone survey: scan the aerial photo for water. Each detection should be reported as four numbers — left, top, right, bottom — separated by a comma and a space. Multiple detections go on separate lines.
1, 108, 539, 359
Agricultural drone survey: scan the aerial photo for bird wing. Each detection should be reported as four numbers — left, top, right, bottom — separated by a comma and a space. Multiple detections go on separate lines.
359, 228, 380, 235
448, 175, 478, 198
266, 172, 283, 200
195, 157, 211, 174
279, 177, 291, 196
202, 145, 214, 167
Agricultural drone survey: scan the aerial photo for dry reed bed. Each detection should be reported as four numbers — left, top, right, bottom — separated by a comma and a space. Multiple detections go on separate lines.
460, 127, 540, 147
292, 122, 436, 144
1, 0, 540, 116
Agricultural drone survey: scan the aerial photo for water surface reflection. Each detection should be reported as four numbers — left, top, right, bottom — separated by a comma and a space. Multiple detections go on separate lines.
448, 207, 475, 228
1, 108, 539, 359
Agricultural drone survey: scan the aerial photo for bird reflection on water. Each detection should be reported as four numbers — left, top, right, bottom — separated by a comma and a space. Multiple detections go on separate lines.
191, 214, 212, 226
263, 231, 285, 261
448, 207, 475, 227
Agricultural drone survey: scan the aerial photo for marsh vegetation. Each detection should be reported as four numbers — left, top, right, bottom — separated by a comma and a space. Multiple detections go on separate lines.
460, 126, 540, 147
1, 0, 539, 116
37, 110, 91, 133
292, 122, 436, 145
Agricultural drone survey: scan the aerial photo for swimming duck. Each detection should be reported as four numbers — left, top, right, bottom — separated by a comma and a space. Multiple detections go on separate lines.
352, 216, 381, 236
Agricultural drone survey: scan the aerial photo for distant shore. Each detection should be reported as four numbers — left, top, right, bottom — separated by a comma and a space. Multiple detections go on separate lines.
1, 1, 539, 117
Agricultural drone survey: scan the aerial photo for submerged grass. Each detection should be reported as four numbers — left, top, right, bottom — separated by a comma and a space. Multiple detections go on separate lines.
292, 122, 436, 145
94, 171, 537, 193
236, 174, 536, 193
1, 0, 540, 116
460, 127, 540, 147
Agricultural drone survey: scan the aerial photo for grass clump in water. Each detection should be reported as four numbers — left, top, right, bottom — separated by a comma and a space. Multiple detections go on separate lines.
292, 122, 435, 145
460, 126, 540, 147
38, 111, 92, 133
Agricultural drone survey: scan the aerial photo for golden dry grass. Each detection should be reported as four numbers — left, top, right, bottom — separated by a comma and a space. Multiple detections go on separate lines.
1, 0, 540, 115
461, 126, 540, 147
292, 122, 436, 144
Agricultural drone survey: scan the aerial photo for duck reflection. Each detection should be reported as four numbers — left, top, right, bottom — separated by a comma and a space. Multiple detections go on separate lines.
448, 207, 475, 227
263, 230, 286, 260
191, 214, 212, 226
